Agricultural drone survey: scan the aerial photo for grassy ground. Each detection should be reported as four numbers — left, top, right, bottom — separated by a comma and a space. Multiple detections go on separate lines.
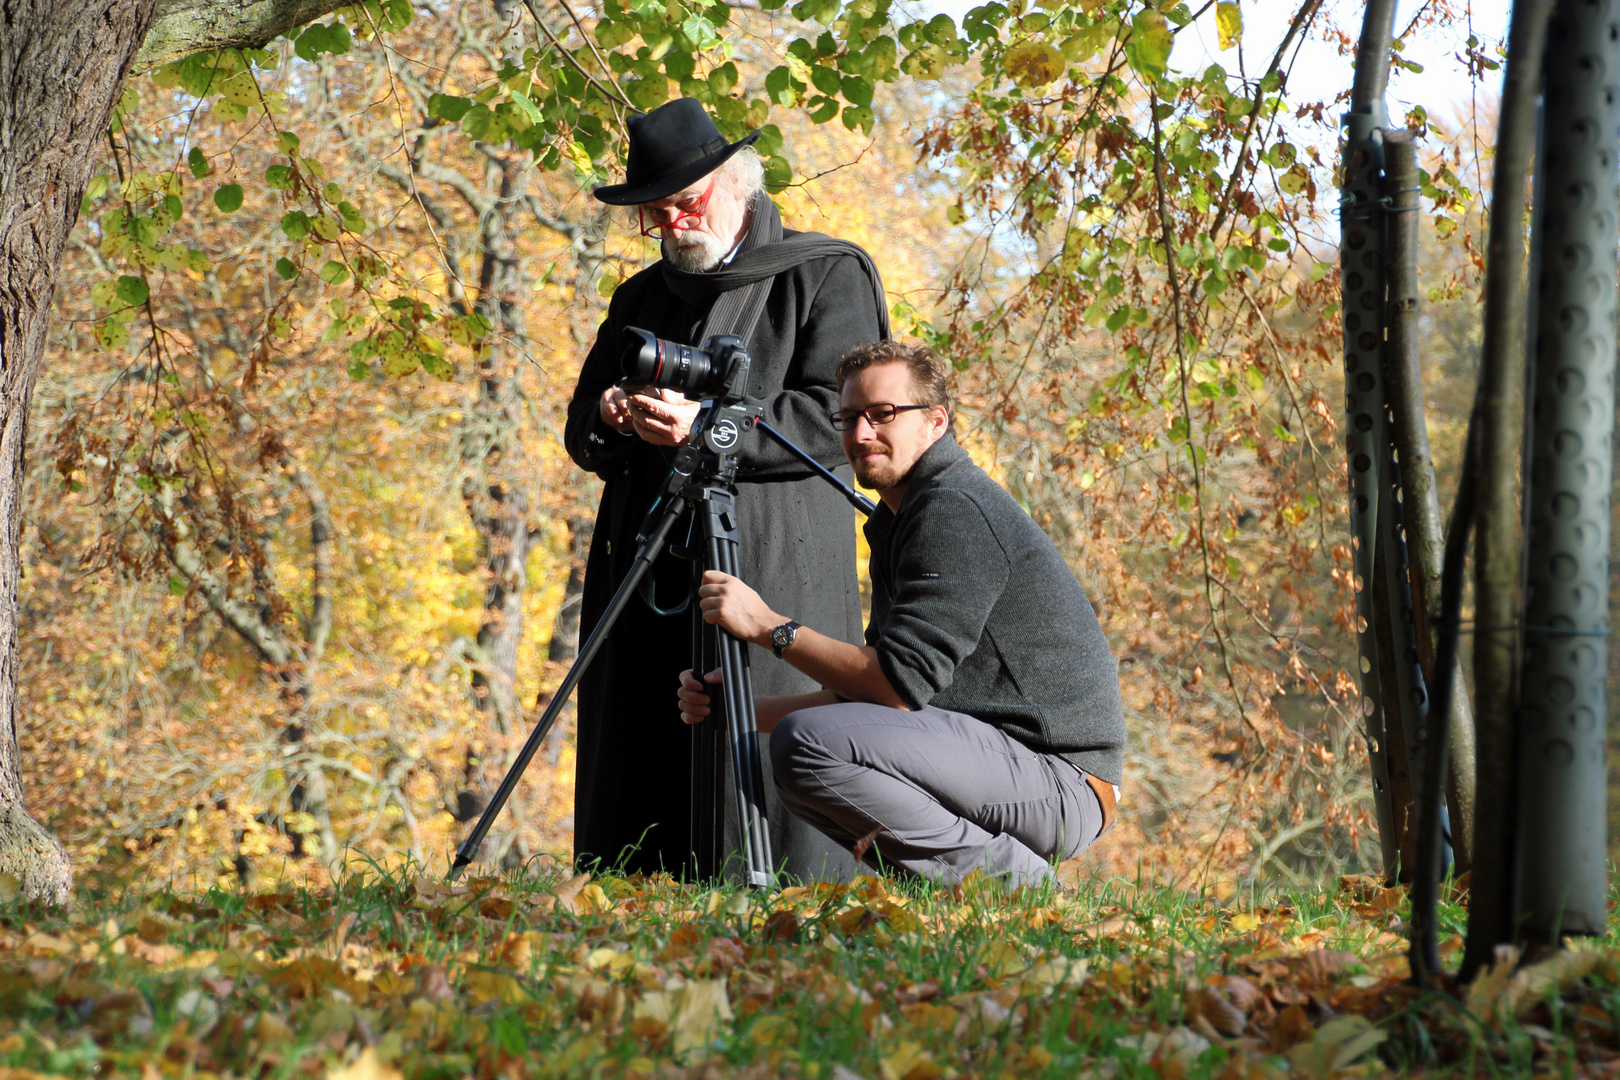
0, 860, 1615, 1079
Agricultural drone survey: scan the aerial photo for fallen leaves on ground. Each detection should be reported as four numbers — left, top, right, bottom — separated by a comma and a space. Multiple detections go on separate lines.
0, 866, 1615, 1078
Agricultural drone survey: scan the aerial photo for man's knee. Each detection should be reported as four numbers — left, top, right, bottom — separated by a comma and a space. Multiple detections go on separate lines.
769, 708, 816, 794
770, 706, 851, 798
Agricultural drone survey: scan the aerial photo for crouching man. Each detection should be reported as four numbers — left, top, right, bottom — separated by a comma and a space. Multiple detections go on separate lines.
676, 340, 1126, 886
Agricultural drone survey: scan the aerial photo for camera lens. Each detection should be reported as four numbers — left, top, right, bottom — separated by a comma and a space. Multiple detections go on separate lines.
622, 328, 713, 395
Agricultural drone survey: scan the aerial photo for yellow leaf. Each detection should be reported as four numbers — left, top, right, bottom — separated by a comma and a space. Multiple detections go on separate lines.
1216, 2, 1242, 50
327, 1046, 404, 1080
1229, 912, 1261, 932
641, 978, 731, 1063
880, 1040, 941, 1080
1004, 40, 1065, 88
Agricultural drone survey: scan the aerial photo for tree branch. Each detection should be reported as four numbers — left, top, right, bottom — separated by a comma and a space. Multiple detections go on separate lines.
135, 0, 354, 73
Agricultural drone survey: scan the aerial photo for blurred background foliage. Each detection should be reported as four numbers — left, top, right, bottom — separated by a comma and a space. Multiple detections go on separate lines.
17, 0, 1523, 898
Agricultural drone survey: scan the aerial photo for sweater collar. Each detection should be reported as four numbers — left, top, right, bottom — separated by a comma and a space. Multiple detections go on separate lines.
903, 431, 966, 495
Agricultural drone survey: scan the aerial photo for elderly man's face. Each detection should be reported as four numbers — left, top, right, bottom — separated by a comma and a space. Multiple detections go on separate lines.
640, 168, 750, 272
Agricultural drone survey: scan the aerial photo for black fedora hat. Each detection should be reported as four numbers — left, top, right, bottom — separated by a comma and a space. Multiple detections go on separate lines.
593, 98, 761, 206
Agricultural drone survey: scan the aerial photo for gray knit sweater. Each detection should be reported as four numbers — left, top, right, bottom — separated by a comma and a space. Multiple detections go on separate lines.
864, 434, 1127, 783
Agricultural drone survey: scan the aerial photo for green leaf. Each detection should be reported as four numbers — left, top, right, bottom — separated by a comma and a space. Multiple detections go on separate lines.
116, 275, 149, 306
764, 65, 798, 107
421, 354, 455, 380
320, 260, 351, 285
265, 164, 294, 190
1278, 163, 1309, 195
811, 65, 842, 96
430, 93, 474, 122
1126, 9, 1172, 82
348, 358, 372, 379
94, 319, 130, 350
806, 94, 839, 123
840, 75, 874, 107
277, 131, 301, 155
187, 148, 211, 178
213, 184, 244, 212
281, 211, 312, 240
167, 575, 187, 596
275, 257, 298, 280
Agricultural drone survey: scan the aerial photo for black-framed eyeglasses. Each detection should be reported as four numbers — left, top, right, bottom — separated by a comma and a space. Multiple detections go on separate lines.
829, 403, 933, 431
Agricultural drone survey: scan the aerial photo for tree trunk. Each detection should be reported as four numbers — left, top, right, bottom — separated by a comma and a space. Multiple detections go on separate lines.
549, 516, 591, 661
1462, 0, 1553, 982
463, 156, 530, 736
0, 0, 159, 903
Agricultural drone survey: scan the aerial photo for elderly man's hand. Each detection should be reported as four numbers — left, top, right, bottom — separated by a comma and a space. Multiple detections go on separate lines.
598, 386, 635, 433
677, 667, 721, 725
627, 388, 701, 446
698, 570, 782, 647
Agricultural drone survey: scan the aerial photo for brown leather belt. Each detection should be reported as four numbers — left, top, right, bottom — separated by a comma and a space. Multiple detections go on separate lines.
1083, 772, 1119, 838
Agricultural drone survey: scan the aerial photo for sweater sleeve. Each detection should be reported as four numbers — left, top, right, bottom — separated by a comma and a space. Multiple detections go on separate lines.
564, 288, 640, 476
735, 254, 885, 480
872, 490, 1011, 708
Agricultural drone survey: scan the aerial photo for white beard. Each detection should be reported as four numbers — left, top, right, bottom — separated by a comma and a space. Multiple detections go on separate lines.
663, 230, 731, 272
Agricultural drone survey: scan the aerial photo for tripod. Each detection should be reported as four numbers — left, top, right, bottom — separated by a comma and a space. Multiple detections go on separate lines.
449, 393, 873, 886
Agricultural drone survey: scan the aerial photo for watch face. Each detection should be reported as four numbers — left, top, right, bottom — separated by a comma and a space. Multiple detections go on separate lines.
772, 623, 796, 653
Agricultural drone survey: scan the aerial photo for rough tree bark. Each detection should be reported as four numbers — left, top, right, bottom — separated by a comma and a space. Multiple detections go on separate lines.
0, 0, 363, 903
0, 0, 159, 904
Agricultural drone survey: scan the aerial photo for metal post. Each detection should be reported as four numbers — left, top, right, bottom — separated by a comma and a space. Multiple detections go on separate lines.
1513, 0, 1618, 945
1341, 0, 1401, 880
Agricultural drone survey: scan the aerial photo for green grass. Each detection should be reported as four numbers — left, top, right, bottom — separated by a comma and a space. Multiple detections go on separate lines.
0, 860, 1612, 1079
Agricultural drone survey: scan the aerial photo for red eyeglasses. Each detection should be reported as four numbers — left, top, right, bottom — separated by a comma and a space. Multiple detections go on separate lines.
638, 174, 718, 239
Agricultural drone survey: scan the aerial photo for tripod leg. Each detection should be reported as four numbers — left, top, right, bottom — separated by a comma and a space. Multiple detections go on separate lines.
689, 557, 724, 880
699, 488, 775, 888
450, 492, 690, 880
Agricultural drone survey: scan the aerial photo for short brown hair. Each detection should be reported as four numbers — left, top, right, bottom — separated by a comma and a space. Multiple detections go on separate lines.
834, 340, 953, 427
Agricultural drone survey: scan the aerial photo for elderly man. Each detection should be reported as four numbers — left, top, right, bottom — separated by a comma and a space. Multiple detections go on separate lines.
564, 98, 887, 881
678, 341, 1126, 886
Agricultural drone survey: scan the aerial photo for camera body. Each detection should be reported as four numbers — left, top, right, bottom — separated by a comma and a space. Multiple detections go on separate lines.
621, 327, 752, 404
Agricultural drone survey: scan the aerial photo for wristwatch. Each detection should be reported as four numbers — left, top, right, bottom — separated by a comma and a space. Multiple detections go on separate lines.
769, 620, 802, 658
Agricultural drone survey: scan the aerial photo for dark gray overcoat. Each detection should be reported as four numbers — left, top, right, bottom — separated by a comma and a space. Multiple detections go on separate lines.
563, 232, 883, 882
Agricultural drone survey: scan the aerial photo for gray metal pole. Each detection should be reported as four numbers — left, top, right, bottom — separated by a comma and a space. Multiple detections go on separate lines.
1513, 0, 1618, 945
1462, 0, 1554, 983
1341, 0, 1402, 881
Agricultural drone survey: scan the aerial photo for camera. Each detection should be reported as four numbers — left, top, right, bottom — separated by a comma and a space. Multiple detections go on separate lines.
622, 327, 751, 402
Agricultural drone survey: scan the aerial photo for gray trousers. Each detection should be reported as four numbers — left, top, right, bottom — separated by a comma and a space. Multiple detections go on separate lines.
769, 703, 1105, 886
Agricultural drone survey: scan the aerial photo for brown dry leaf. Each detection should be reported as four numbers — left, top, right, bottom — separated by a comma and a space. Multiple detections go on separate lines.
760, 909, 799, 943
1266, 1003, 1313, 1052
410, 876, 467, 903
1500, 947, 1602, 1020
1150, 1026, 1213, 1080
1464, 944, 1521, 1022
326, 1046, 404, 1080
127, 937, 185, 965
1285, 1015, 1386, 1078
551, 872, 592, 914
415, 964, 457, 1004
1190, 984, 1246, 1037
